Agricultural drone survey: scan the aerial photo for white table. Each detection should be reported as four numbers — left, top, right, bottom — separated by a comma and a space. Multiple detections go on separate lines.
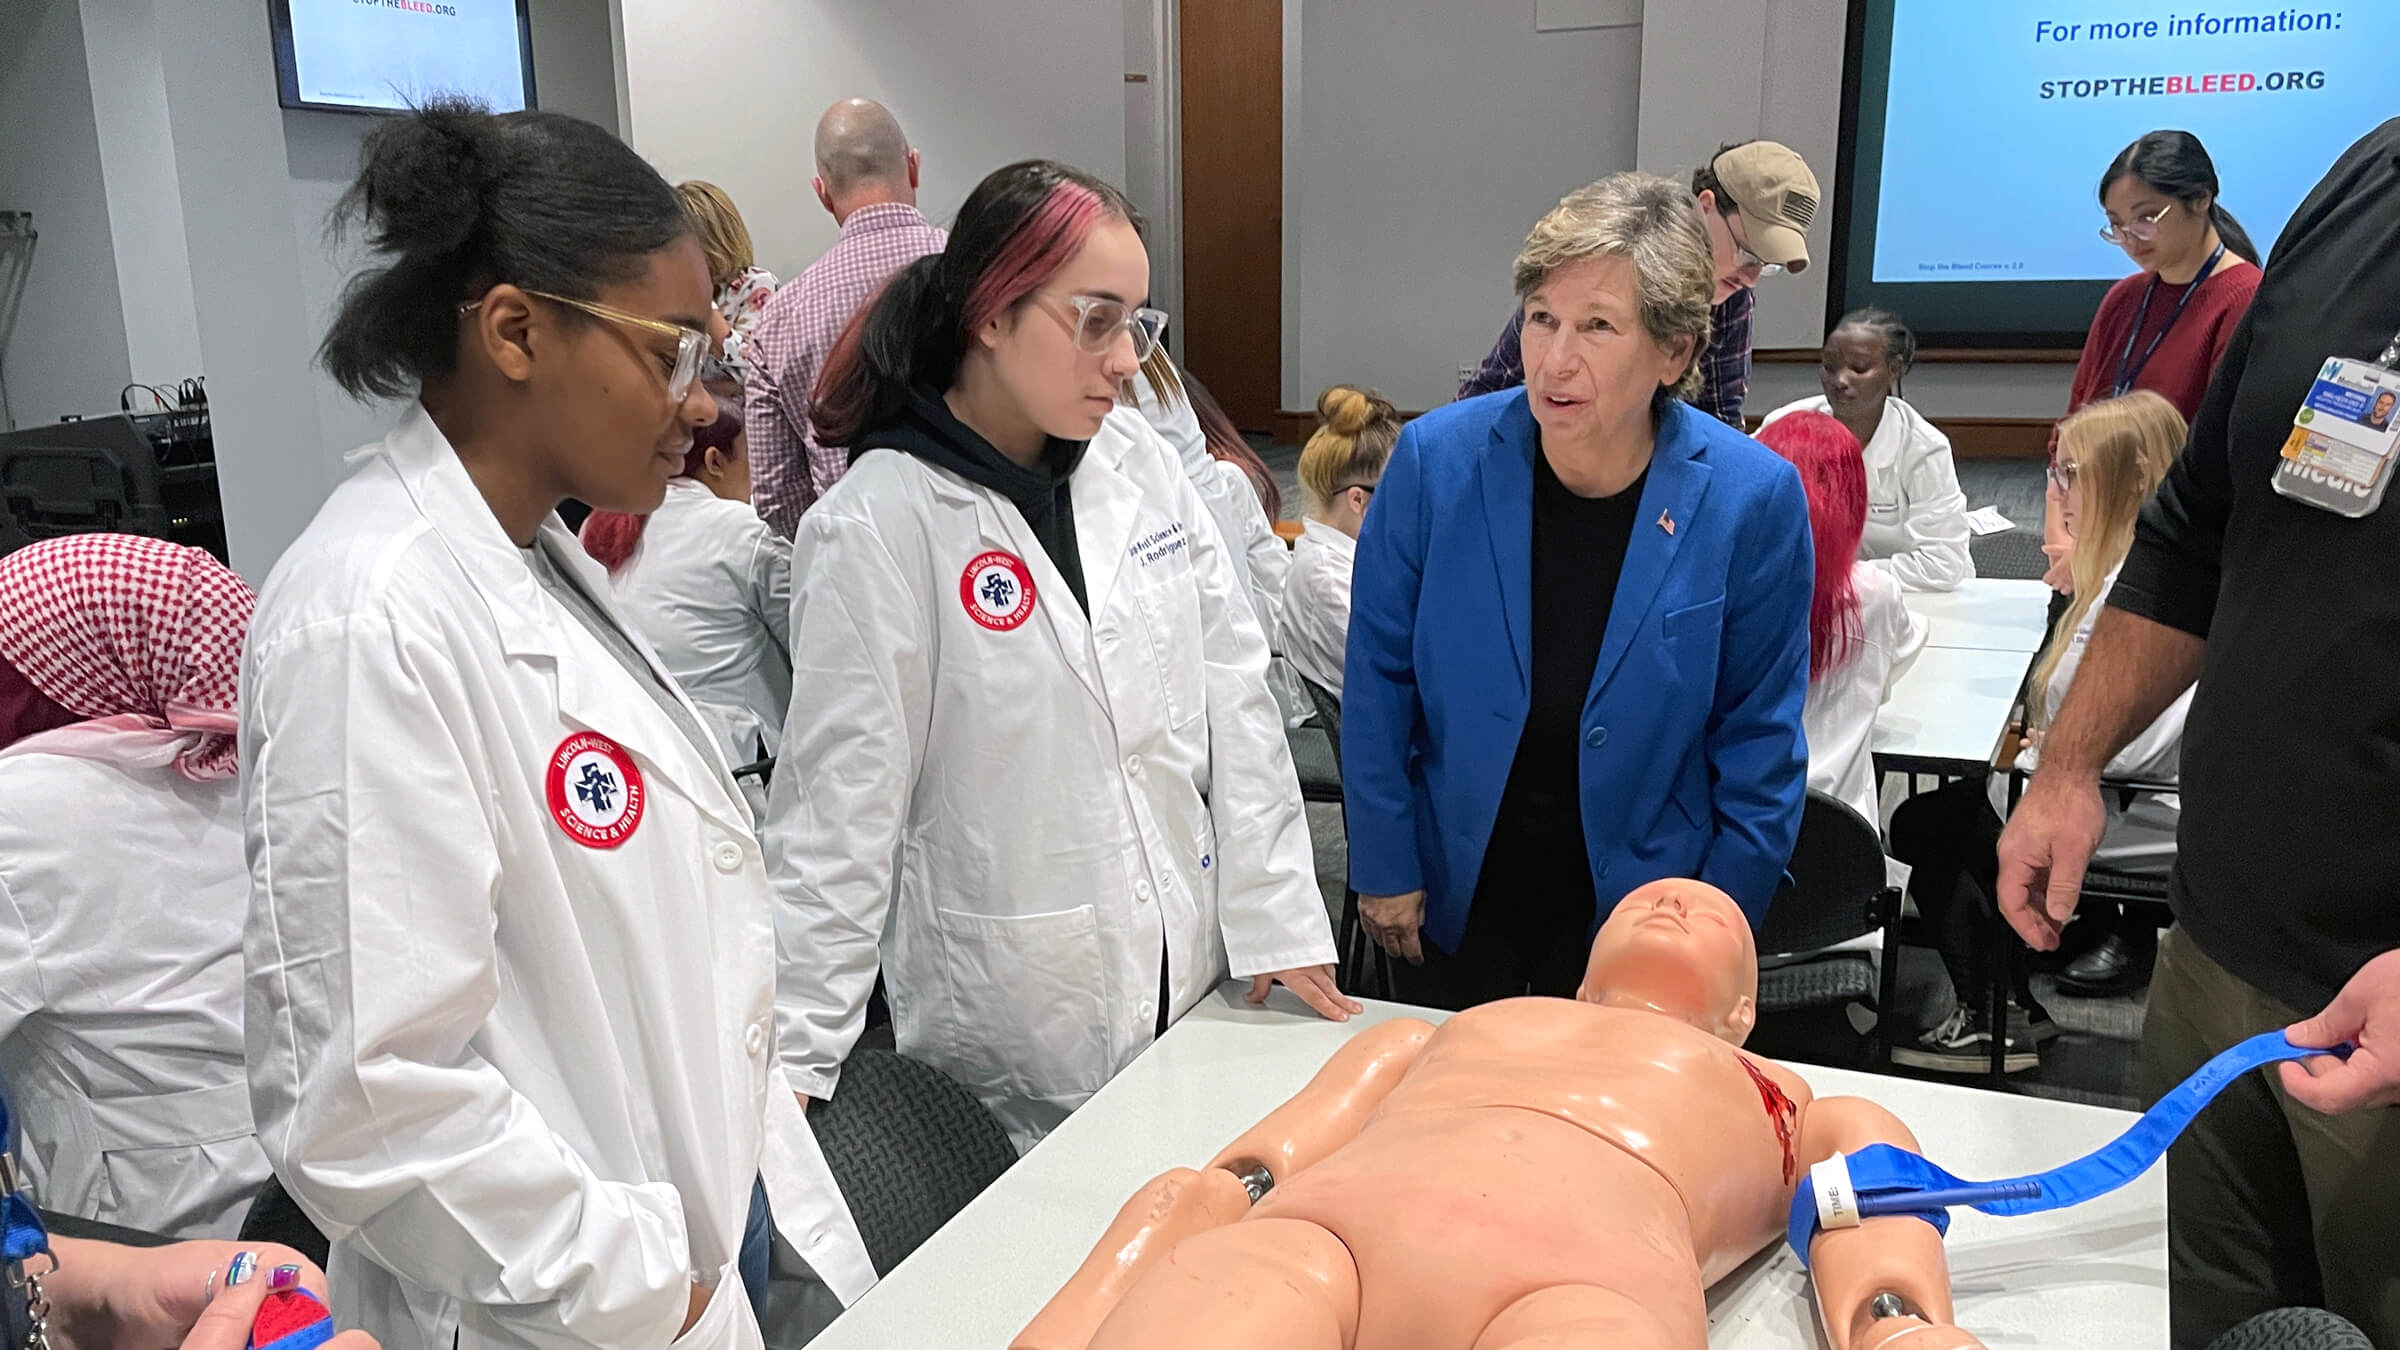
1902, 578, 2054, 656
1873, 645, 2032, 775
810, 988, 2165, 1349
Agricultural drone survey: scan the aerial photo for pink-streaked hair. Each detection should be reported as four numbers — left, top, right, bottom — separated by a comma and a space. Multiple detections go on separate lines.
1754, 411, 1866, 678
810, 160, 1142, 448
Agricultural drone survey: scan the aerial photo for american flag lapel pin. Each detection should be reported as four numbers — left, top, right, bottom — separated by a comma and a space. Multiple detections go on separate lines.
1657, 509, 1675, 536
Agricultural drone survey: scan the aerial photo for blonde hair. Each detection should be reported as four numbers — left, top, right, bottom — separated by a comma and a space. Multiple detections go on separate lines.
676, 180, 756, 291
2029, 390, 2186, 722
1299, 386, 1402, 514
1512, 171, 1715, 401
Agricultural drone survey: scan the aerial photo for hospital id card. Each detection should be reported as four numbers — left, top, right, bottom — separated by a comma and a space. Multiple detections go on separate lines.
2272, 356, 2400, 518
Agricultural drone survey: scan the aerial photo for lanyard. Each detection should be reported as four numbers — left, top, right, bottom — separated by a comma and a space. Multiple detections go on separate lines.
1786, 1029, 2349, 1265
2112, 241, 2227, 396
1, 1094, 53, 1350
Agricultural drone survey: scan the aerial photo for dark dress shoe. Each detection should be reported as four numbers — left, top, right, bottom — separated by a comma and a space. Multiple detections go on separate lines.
2055, 931, 2155, 997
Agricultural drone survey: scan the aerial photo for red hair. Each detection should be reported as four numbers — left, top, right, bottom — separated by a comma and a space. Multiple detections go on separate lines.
579, 399, 743, 571
1754, 411, 1866, 678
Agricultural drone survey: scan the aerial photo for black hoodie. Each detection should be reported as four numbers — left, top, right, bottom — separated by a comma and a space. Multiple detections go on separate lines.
853, 386, 1092, 614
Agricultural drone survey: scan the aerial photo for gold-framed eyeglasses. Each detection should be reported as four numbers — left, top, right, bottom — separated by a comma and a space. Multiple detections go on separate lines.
460, 290, 710, 403
1044, 293, 1171, 362
2099, 203, 2177, 246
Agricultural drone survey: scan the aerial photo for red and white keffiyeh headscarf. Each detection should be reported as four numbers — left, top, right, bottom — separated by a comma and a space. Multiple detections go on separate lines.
0, 534, 256, 781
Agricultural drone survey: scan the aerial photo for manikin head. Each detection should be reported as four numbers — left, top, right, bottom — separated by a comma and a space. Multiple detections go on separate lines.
1577, 878, 1759, 1045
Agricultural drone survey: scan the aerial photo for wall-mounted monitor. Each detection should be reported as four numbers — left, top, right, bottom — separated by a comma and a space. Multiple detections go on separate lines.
1830, 0, 2382, 346
269, 0, 536, 116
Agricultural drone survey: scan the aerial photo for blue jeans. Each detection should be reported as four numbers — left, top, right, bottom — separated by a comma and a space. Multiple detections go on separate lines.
740, 1176, 771, 1323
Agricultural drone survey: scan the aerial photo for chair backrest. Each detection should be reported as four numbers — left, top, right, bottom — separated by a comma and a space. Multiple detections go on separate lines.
808, 1049, 1017, 1275
238, 1173, 333, 1269
1758, 790, 1891, 956
2206, 1307, 2375, 1350
1301, 677, 1342, 762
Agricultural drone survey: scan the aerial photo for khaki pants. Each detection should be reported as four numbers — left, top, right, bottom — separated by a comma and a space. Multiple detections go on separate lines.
2141, 928, 2400, 1349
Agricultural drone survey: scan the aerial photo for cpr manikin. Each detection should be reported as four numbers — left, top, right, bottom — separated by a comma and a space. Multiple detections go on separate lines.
1013, 879, 1984, 1350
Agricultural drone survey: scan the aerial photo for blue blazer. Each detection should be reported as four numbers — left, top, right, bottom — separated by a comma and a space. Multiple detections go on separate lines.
1342, 392, 1812, 949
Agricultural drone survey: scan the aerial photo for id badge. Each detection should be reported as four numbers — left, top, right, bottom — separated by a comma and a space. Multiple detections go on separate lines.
2271, 356, 2400, 517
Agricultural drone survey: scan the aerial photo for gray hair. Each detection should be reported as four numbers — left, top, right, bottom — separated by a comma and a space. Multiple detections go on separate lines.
1512, 171, 1715, 401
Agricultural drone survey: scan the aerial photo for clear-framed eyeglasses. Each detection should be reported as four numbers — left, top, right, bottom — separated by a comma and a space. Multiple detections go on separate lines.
1049, 293, 1171, 362
461, 289, 711, 403
2099, 203, 2177, 246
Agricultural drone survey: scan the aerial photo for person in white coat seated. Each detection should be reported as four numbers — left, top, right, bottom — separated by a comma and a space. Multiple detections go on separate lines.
772, 159, 1353, 1151
580, 391, 791, 821
1281, 384, 1402, 702
238, 102, 872, 1350
0, 534, 270, 1240
1752, 411, 1926, 829
1887, 391, 2191, 1075
1757, 308, 1974, 592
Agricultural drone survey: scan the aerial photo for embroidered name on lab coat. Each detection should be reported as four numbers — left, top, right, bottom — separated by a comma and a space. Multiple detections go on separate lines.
1130, 521, 1189, 567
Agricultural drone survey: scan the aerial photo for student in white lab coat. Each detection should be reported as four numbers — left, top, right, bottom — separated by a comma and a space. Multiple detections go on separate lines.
580, 392, 792, 821
0, 534, 270, 1240
1752, 411, 1926, 829
1758, 308, 1975, 592
239, 102, 872, 1350
1281, 385, 1402, 701
1889, 392, 2190, 1074
772, 159, 1351, 1149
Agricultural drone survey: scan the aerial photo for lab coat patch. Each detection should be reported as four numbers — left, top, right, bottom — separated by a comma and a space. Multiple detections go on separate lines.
545, 731, 646, 848
960, 550, 1038, 632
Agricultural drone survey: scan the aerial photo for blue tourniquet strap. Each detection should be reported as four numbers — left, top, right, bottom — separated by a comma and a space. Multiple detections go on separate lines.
1786, 1030, 2347, 1265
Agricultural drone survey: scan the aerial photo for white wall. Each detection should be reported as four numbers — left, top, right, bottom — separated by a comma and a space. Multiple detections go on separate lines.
1284, 0, 1641, 412
0, 0, 135, 429
1635, 0, 2073, 418
621, 0, 1124, 284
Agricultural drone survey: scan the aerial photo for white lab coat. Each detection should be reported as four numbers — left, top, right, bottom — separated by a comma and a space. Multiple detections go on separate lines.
1280, 518, 1356, 701
241, 406, 872, 1350
1759, 396, 1975, 592
0, 751, 268, 1238
1801, 563, 1927, 827
766, 407, 1334, 1149
604, 478, 793, 820
2021, 565, 2188, 869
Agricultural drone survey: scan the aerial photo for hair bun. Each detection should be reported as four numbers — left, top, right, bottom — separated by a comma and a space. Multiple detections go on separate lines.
1319, 386, 1373, 437
353, 98, 499, 257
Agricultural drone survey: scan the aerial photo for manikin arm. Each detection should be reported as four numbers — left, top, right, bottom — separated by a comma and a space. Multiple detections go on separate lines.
1798, 1097, 1987, 1350
1010, 1019, 1436, 1350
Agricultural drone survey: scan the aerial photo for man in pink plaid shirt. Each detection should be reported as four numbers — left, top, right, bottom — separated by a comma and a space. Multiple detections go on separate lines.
746, 99, 948, 535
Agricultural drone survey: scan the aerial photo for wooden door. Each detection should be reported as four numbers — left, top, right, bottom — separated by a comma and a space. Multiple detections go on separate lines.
1177, 0, 1282, 431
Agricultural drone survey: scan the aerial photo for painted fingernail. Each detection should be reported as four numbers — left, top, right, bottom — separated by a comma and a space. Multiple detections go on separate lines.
268, 1264, 303, 1293
227, 1251, 260, 1287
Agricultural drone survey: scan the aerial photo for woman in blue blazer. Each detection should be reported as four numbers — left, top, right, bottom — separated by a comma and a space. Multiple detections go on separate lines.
1344, 172, 1814, 1010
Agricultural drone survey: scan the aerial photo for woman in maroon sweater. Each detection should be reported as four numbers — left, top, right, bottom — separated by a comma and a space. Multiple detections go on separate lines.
2045, 130, 2260, 998
2051, 132, 2261, 589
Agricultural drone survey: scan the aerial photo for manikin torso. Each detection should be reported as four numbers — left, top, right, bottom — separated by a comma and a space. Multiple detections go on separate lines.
1249, 1000, 1811, 1349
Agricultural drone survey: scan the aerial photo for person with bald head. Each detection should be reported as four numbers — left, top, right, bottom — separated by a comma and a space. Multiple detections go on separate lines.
745, 98, 949, 535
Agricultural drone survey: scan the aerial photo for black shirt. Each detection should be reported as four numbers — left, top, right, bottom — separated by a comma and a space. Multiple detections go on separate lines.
1472, 448, 1648, 934
2107, 117, 2400, 1013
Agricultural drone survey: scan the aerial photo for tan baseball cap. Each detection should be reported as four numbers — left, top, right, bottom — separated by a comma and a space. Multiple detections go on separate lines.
1710, 141, 1821, 273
